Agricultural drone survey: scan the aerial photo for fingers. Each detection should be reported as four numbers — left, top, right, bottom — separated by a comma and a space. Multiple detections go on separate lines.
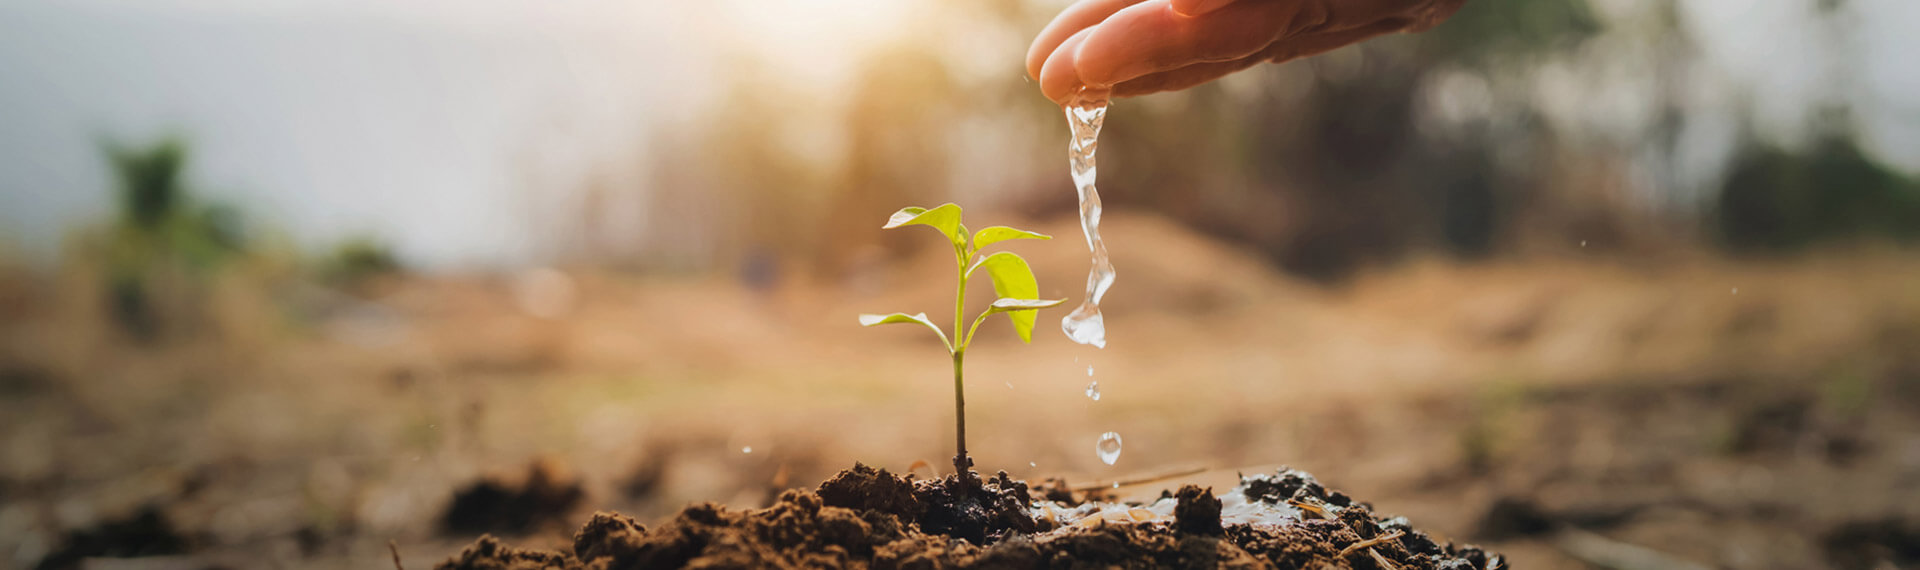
1169, 0, 1240, 17
1265, 18, 1407, 64
1073, 0, 1307, 88
1111, 54, 1267, 97
1028, 0, 1464, 103
1026, 0, 1150, 80
1039, 28, 1096, 104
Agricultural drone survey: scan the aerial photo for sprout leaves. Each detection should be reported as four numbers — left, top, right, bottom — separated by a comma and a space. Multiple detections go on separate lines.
972, 226, 1050, 250
858, 312, 951, 350
882, 204, 966, 248
870, 206, 1059, 347
987, 298, 1066, 312
969, 252, 1046, 342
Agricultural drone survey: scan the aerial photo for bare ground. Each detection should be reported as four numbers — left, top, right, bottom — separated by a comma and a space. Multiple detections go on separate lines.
1, 213, 1917, 569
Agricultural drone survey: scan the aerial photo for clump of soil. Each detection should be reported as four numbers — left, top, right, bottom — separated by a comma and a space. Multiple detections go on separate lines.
35, 505, 190, 570
1823, 517, 1920, 570
437, 464, 1502, 569
440, 458, 586, 536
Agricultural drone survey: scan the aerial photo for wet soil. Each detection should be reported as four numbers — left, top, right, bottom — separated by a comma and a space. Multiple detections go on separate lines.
436, 464, 1502, 569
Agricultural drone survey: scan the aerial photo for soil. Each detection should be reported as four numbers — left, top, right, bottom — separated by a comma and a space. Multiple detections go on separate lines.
5, 243, 1918, 569
441, 459, 587, 536
436, 464, 1502, 569
33, 505, 191, 570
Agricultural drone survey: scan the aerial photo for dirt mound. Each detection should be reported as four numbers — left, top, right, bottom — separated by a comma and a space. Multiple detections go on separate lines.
34, 505, 190, 570
436, 464, 1502, 569
440, 459, 586, 536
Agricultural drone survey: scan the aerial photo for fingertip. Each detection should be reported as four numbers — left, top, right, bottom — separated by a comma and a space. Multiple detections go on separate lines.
1025, 35, 1052, 80
1027, 0, 1151, 80
1039, 29, 1095, 104
1072, 1, 1173, 88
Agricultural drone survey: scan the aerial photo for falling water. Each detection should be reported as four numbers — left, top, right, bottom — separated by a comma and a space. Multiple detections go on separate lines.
1095, 431, 1123, 465
1061, 88, 1115, 348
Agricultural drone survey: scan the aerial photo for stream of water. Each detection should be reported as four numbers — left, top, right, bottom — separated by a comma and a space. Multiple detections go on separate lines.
1060, 88, 1115, 349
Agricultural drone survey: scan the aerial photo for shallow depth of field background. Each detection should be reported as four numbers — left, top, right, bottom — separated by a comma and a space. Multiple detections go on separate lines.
2, 0, 1918, 568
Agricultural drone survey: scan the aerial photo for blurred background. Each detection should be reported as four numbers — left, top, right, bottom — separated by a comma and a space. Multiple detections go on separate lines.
1, 0, 1917, 568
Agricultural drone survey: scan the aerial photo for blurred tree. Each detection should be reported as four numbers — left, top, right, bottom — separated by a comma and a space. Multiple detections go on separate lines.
1422, 0, 1601, 66
1717, 136, 1920, 251
107, 137, 188, 231
821, 45, 959, 272
317, 235, 402, 290
92, 136, 249, 341
1077, 0, 1609, 280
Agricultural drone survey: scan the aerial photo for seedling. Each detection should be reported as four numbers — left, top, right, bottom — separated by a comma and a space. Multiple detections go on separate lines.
859, 203, 1064, 484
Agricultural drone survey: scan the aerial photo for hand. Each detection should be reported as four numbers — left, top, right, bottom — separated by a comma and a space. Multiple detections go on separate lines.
1026, 0, 1466, 104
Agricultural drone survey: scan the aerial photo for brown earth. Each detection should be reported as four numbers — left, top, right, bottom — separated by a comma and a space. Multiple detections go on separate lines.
2, 214, 1918, 569
436, 464, 1502, 569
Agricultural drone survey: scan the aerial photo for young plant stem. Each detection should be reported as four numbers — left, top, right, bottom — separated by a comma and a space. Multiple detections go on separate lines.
951, 243, 973, 487
952, 349, 969, 484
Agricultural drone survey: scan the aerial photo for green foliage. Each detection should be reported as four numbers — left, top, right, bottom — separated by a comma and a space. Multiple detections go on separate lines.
971, 226, 1050, 250
857, 312, 949, 350
860, 203, 1061, 350
986, 298, 1066, 314
93, 136, 253, 340
106, 136, 190, 230
968, 252, 1043, 342
1717, 137, 1920, 251
1421, 0, 1601, 66
319, 235, 403, 288
882, 204, 967, 248
858, 203, 1062, 476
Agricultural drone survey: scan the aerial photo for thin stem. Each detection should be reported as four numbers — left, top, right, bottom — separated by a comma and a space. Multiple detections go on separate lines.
951, 243, 973, 484
962, 311, 992, 350
952, 349, 969, 480
953, 246, 969, 351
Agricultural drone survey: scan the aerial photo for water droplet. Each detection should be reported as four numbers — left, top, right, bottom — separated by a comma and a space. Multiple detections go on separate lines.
1085, 381, 1101, 401
1029, 461, 1037, 468
1005, 381, 1014, 389
1095, 431, 1122, 465
1579, 240, 1587, 248
1112, 482, 1120, 489
1086, 365, 1094, 376
1063, 307, 1108, 348
1731, 287, 1738, 295
741, 446, 753, 454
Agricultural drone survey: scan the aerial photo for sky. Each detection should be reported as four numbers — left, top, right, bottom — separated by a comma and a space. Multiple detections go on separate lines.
0, 0, 1914, 267
0, 0, 703, 267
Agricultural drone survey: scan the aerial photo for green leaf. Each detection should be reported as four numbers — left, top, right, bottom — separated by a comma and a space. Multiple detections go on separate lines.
987, 298, 1066, 312
858, 312, 951, 350
881, 204, 965, 248
966, 252, 1044, 342
972, 226, 1051, 250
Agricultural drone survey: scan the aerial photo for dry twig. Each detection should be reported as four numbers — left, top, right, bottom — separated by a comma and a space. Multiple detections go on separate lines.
1286, 499, 1336, 520
1367, 547, 1400, 570
1079, 465, 1209, 490
1339, 530, 1406, 558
